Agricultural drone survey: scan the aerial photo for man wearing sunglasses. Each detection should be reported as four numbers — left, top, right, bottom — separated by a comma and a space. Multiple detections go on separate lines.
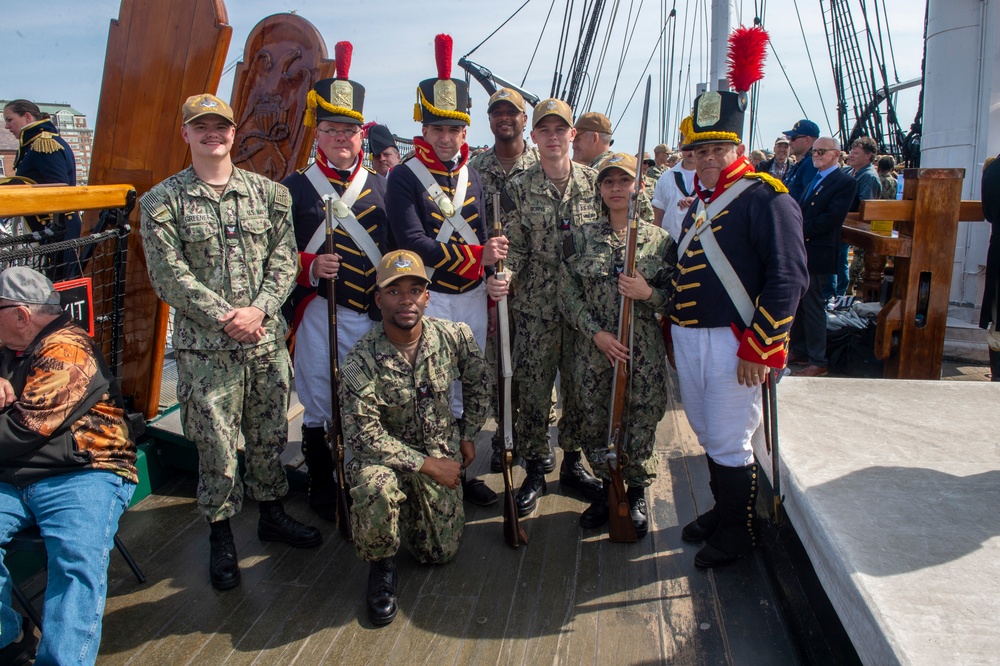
281, 42, 391, 524
788, 137, 857, 377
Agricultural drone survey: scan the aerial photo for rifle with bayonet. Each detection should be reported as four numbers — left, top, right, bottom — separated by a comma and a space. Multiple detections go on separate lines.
604, 76, 652, 543
493, 193, 528, 547
323, 194, 353, 542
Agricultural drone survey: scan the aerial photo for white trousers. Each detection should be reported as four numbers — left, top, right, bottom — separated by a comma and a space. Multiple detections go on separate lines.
423, 282, 488, 419
672, 326, 761, 467
295, 295, 375, 428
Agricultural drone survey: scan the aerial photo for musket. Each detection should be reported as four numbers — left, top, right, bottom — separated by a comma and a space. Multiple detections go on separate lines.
493, 193, 528, 548
604, 76, 652, 544
765, 369, 782, 524
323, 195, 353, 542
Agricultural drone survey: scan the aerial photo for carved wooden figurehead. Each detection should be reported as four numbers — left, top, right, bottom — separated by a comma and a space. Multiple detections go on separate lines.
230, 14, 336, 181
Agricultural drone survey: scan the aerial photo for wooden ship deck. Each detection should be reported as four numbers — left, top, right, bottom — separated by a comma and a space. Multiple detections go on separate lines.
83, 370, 815, 665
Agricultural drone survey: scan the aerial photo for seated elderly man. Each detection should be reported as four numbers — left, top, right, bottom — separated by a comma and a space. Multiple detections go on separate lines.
0, 266, 137, 664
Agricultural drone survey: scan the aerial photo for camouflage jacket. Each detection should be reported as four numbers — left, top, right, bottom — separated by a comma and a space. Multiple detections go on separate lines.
0, 314, 136, 487
339, 317, 490, 473
504, 161, 600, 321
469, 143, 539, 226
140, 166, 297, 351
561, 218, 674, 339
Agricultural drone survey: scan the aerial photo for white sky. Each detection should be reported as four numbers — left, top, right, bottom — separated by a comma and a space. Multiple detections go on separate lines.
3, 0, 925, 154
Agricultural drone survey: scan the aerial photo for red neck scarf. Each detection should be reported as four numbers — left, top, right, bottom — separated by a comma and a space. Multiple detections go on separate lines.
315, 149, 363, 183
694, 154, 754, 203
411, 137, 469, 174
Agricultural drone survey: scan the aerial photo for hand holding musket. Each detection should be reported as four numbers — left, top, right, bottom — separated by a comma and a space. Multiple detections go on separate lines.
604, 77, 652, 544
323, 194, 353, 542
492, 193, 528, 547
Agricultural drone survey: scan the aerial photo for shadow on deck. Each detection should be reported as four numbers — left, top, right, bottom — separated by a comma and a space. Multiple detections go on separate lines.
91, 372, 809, 665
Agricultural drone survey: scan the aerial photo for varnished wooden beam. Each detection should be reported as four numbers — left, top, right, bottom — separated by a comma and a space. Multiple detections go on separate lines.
0, 184, 135, 217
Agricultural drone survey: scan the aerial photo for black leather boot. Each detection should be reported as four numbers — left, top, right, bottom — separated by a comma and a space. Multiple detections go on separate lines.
580, 481, 609, 529
695, 463, 759, 568
990, 349, 1000, 382
681, 455, 720, 542
301, 425, 337, 522
559, 450, 603, 501
367, 558, 398, 626
258, 499, 323, 548
626, 485, 649, 538
462, 473, 499, 506
515, 459, 548, 517
209, 519, 240, 590
540, 447, 557, 473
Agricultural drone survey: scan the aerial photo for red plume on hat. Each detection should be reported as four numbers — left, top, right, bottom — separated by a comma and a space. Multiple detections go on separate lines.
335, 41, 353, 79
726, 26, 769, 93
435, 34, 453, 80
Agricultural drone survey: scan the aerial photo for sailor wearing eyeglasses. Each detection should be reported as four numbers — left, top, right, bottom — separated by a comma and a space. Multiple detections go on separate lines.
281, 42, 390, 523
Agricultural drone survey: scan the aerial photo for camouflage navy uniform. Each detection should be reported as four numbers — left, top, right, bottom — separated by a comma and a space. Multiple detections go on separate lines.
340, 317, 490, 563
469, 144, 539, 231
140, 166, 297, 522
504, 161, 599, 460
590, 150, 655, 224
560, 218, 673, 486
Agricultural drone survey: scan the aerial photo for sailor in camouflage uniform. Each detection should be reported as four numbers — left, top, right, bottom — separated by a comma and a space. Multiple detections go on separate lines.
560, 154, 673, 538
281, 42, 389, 522
486, 98, 604, 518
340, 250, 489, 626
386, 34, 507, 507
141, 94, 321, 592
571, 111, 655, 224
467, 87, 540, 473
666, 65, 808, 568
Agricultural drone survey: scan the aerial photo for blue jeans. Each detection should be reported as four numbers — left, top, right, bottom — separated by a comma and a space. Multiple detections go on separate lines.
0, 471, 135, 665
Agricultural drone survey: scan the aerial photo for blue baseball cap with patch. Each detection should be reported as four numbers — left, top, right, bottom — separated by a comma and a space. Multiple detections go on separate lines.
782, 119, 820, 139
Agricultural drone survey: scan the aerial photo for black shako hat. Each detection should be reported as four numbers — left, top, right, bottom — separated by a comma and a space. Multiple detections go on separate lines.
414, 34, 470, 127
367, 124, 397, 156
306, 41, 366, 126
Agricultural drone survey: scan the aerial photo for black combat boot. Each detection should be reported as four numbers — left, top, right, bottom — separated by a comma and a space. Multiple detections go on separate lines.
694, 463, 759, 568
559, 450, 603, 501
515, 458, 548, 517
681, 455, 721, 542
209, 519, 240, 590
301, 425, 337, 522
626, 485, 649, 538
580, 482, 610, 528
258, 499, 323, 548
539, 447, 557, 474
462, 473, 499, 506
990, 349, 1000, 382
367, 558, 398, 626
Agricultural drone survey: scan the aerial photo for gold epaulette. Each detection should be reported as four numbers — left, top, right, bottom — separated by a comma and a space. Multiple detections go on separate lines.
743, 171, 788, 194
29, 132, 63, 155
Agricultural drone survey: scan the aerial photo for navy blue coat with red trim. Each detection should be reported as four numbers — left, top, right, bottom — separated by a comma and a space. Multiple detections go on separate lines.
281, 165, 389, 323
668, 175, 809, 368
385, 145, 487, 294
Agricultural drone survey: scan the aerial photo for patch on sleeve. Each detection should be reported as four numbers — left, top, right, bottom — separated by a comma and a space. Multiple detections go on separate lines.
743, 171, 789, 194
341, 360, 369, 393
138, 193, 171, 223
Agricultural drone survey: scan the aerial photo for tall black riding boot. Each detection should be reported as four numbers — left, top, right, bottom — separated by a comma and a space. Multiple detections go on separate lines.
516, 458, 548, 517
209, 519, 240, 590
559, 450, 603, 501
681, 455, 721, 542
367, 558, 398, 626
990, 349, 1000, 382
695, 462, 759, 568
301, 425, 337, 522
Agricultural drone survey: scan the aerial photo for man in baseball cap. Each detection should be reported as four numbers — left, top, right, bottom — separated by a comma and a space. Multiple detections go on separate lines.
0, 266, 61, 306
782, 119, 821, 200
572, 111, 614, 166
180, 93, 235, 126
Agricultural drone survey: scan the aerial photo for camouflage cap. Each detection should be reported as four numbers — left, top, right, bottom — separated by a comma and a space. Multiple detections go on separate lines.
575, 111, 612, 134
531, 98, 574, 129
488, 88, 527, 113
653, 143, 670, 155
0, 266, 60, 305
376, 250, 430, 288
181, 93, 235, 126
597, 152, 638, 181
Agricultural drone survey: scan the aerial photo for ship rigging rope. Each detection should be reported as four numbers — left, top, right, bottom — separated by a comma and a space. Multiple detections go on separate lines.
461, 0, 536, 58
604, 0, 646, 116
767, 43, 812, 122
791, 0, 834, 135
522, 0, 560, 86
584, 0, 624, 110
610, 13, 673, 132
